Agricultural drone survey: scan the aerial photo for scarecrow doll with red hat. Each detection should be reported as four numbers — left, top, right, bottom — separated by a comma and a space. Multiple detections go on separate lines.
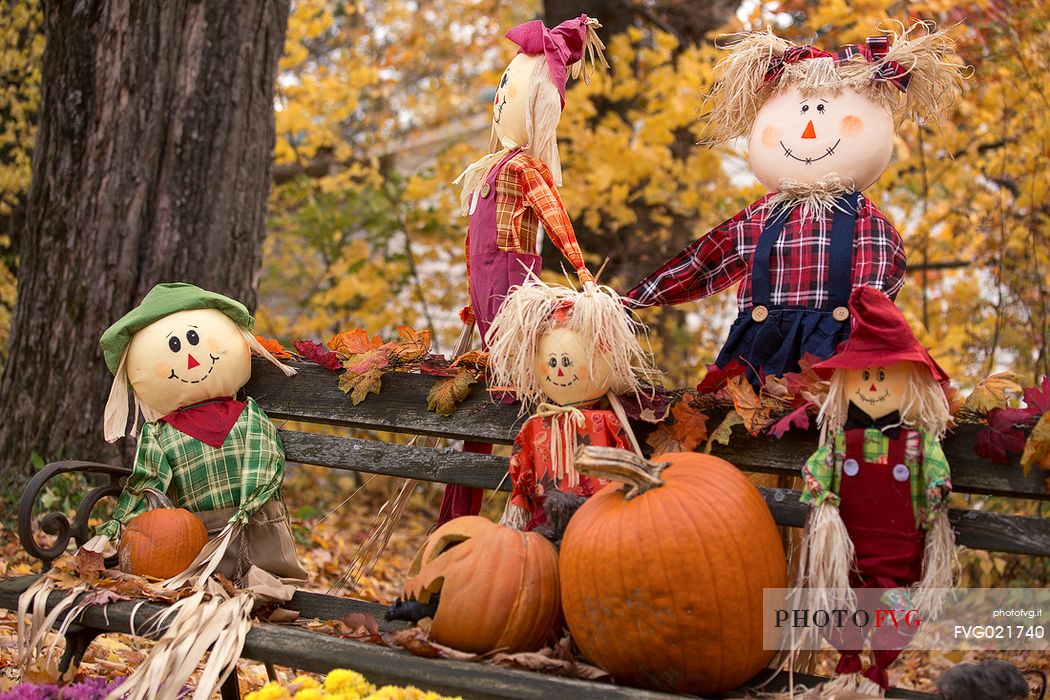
625, 23, 966, 383
795, 286, 954, 697
441, 14, 609, 523
485, 277, 654, 530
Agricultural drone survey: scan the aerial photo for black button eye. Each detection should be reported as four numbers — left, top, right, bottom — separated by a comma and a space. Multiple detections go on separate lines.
186, 330, 200, 346
548, 357, 557, 368
862, 370, 870, 381
801, 104, 809, 112
561, 356, 571, 367
816, 104, 825, 113
168, 337, 181, 353
877, 370, 886, 382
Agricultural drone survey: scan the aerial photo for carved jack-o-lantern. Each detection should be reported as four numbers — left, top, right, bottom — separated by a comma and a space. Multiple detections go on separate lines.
401, 516, 562, 653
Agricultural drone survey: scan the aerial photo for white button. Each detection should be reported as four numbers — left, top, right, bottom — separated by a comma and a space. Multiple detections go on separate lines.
843, 458, 859, 477
893, 464, 910, 482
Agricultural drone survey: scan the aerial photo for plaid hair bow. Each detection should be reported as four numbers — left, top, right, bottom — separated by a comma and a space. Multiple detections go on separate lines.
764, 36, 911, 93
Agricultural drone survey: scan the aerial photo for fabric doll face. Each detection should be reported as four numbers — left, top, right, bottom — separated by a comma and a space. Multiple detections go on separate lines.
125, 308, 251, 416
843, 362, 910, 420
748, 85, 895, 192
492, 53, 543, 149
533, 326, 615, 406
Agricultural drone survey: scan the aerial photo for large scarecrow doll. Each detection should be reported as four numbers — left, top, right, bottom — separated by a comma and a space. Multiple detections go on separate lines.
441, 14, 609, 524
625, 23, 965, 382
796, 287, 955, 697
485, 277, 654, 530
87, 282, 308, 586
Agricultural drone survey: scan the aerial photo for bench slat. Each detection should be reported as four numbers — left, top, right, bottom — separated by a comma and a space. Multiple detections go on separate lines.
251, 361, 1049, 501
278, 430, 1050, 557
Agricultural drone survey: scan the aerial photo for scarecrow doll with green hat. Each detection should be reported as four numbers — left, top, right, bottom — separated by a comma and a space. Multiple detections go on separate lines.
793, 286, 955, 697
85, 282, 308, 586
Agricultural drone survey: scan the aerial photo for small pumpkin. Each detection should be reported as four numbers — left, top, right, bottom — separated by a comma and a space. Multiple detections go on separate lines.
118, 487, 208, 579
559, 447, 788, 695
401, 515, 561, 653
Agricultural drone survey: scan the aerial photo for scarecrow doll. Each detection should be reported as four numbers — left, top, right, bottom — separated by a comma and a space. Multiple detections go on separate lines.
796, 286, 955, 697
86, 282, 308, 586
625, 23, 966, 382
485, 277, 654, 530
441, 14, 609, 523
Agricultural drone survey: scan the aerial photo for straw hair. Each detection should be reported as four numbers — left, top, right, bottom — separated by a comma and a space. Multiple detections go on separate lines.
242, 328, 298, 377
702, 21, 967, 145
818, 362, 951, 442
486, 276, 654, 413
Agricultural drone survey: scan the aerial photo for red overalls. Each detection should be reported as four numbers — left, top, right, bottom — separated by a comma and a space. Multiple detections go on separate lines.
826, 428, 925, 688
439, 149, 542, 525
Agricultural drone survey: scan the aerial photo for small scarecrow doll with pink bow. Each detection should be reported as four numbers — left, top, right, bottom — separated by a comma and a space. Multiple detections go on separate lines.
626, 24, 966, 383
795, 287, 955, 697
485, 277, 654, 530
440, 14, 609, 524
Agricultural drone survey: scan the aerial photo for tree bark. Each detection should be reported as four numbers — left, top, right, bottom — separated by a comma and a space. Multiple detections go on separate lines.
0, 0, 291, 487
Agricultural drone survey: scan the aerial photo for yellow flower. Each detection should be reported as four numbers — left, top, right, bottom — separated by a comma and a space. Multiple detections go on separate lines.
293, 689, 325, 700
246, 682, 292, 700
325, 669, 374, 696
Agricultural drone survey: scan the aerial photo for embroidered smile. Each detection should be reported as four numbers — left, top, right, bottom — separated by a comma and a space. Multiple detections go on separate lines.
546, 374, 579, 387
780, 139, 842, 164
169, 354, 220, 384
854, 389, 890, 405
493, 95, 507, 123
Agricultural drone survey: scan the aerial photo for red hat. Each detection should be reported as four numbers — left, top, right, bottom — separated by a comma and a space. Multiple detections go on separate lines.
814, 286, 949, 382
505, 15, 594, 108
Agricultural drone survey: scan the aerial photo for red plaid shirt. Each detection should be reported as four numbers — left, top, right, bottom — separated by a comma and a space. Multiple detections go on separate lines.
626, 193, 906, 310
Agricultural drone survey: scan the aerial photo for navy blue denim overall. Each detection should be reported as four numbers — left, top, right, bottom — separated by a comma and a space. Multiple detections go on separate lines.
715, 193, 860, 383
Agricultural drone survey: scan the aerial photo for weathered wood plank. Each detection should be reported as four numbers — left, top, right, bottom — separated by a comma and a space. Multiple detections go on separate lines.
758, 487, 1050, 557
250, 360, 1049, 501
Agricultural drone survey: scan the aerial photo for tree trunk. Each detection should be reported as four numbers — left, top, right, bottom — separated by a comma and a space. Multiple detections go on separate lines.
0, 0, 290, 488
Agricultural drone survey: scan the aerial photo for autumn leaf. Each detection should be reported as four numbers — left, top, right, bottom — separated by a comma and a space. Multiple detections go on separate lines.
646, 424, 683, 456
1023, 376, 1050, 413
975, 407, 1030, 464
769, 403, 812, 439
784, 353, 830, 408
705, 410, 744, 454
346, 346, 390, 374
419, 357, 456, 377
327, 328, 383, 357
388, 326, 431, 362
724, 376, 774, 435
451, 349, 489, 371
294, 340, 342, 371
1020, 413, 1050, 475
339, 368, 383, 405
696, 360, 747, 395
668, 399, 709, 451
254, 335, 292, 359
73, 547, 105, 581
966, 372, 1024, 413
426, 367, 477, 416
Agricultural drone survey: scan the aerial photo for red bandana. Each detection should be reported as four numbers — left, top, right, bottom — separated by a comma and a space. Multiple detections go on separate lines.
160, 398, 247, 448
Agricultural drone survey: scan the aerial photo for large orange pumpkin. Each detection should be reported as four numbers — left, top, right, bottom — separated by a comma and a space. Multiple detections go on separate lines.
560, 447, 787, 695
402, 515, 562, 653
118, 488, 208, 579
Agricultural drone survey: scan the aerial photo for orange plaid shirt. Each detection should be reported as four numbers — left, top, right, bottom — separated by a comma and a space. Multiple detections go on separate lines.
463, 152, 592, 322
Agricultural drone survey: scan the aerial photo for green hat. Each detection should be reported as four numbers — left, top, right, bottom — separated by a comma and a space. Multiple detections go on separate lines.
100, 283, 254, 374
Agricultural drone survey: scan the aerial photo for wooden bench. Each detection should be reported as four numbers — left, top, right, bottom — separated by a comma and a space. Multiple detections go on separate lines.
3, 358, 1049, 700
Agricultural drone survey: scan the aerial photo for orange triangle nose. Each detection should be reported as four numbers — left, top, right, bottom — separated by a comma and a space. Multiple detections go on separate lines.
187, 354, 200, 370
801, 120, 817, 139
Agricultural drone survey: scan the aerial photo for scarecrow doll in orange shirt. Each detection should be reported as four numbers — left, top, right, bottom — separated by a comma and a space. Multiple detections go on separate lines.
795, 287, 955, 697
485, 277, 654, 530
625, 23, 965, 384
440, 15, 609, 523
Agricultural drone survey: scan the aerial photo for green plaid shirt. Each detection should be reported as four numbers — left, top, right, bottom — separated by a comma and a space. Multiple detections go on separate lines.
800, 427, 951, 529
96, 397, 285, 539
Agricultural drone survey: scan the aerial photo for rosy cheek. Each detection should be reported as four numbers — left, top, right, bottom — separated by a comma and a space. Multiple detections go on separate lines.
760, 125, 783, 149
575, 366, 589, 380
205, 338, 222, 352
840, 115, 864, 137
154, 363, 171, 380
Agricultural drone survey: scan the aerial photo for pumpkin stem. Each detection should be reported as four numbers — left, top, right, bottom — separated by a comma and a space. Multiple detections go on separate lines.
574, 446, 669, 500
136, 487, 175, 511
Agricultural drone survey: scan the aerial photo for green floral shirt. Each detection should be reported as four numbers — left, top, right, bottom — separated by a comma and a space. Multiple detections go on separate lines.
96, 397, 285, 539
800, 427, 951, 529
